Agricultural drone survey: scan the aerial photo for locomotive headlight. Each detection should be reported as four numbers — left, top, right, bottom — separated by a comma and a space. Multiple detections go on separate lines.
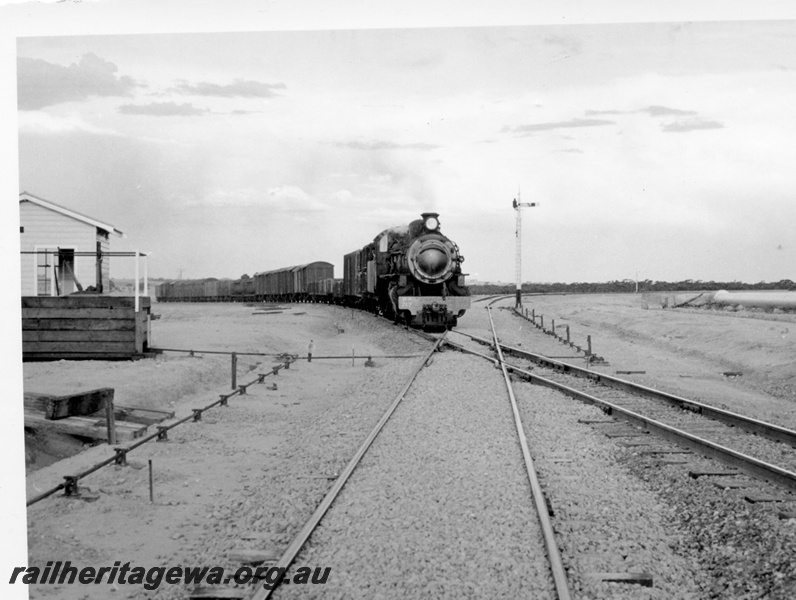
424, 216, 439, 231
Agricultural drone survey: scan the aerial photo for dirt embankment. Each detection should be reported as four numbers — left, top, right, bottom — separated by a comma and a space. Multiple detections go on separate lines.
518, 293, 796, 425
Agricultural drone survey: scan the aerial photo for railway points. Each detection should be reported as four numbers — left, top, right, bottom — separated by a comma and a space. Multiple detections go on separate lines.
22, 297, 796, 599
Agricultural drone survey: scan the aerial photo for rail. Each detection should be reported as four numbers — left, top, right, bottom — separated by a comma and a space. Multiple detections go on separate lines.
487, 307, 572, 600
249, 335, 447, 600
445, 327, 796, 494
456, 330, 796, 448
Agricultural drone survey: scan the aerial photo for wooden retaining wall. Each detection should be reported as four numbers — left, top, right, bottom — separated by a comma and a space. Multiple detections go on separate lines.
21, 296, 150, 361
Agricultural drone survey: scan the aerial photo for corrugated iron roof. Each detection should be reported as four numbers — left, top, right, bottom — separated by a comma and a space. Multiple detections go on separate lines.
19, 191, 124, 237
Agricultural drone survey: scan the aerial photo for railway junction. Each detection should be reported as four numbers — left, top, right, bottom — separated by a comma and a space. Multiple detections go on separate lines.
22, 296, 796, 599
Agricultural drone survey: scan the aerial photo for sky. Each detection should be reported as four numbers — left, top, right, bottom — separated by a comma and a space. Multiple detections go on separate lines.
7, 4, 796, 286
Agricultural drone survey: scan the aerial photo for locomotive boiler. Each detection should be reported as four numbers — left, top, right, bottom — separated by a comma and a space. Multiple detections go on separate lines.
343, 212, 470, 329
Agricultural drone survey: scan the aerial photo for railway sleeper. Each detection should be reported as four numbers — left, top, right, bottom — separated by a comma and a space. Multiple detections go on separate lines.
584, 572, 654, 588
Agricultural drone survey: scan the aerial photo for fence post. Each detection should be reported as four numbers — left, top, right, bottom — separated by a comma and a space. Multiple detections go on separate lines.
105, 394, 117, 446
148, 460, 154, 503
586, 335, 592, 357
231, 352, 237, 389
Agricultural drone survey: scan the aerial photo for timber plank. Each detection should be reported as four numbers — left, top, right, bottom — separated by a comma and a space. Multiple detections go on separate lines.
114, 405, 175, 425
585, 572, 653, 587
24, 409, 145, 441
23, 353, 143, 361
22, 318, 136, 331
188, 588, 247, 599
24, 388, 113, 420
23, 330, 136, 343
23, 341, 137, 353
22, 296, 150, 309
22, 308, 137, 319
227, 549, 280, 564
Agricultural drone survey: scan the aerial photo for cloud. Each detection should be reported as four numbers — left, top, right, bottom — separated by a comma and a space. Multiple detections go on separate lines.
662, 118, 724, 132
644, 105, 698, 117
585, 105, 699, 117
118, 102, 207, 116
18, 111, 118, 136
264, 185, 326, 212
507, 118, 615, 134
584, 109, 626, 116
543, 34, 582, 56
336, 140, 440, 151
17, 53, 137, 110
171, 78, 286, 98
178, 185, 327, 212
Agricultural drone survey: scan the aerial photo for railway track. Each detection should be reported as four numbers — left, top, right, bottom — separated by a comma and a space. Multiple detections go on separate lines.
248, 335, 448, 599
197, 303, 794, 598
443, 312, 796, 498
486, 307, 571, 600
246, 327, 576, 599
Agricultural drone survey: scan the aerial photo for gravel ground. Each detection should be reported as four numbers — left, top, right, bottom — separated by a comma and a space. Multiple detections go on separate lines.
486, 301, 796, 599
19, 297, 796, 600
24, 305, 429, 600
514, 382, 708, 599
280, 350, 556, 600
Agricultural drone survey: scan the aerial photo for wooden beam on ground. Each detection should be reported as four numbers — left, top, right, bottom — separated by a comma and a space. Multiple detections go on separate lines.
24, 388, 114, 420
114, 405, 175, 425
585, 572, 654, 587
24, 408, 146, 442
227, 549, 280, 564
188, 588, 247, 599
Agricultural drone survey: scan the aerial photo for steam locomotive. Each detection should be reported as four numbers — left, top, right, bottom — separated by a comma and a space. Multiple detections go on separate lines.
156, 212, 470, 330
344, 212, 470, 329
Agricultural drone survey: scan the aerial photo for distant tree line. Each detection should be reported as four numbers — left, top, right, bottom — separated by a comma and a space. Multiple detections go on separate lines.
469, 279, 796, 296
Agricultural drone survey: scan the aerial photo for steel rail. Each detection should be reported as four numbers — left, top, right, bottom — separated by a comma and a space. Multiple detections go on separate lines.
486, 307, 572, 600
453, 329, 796, 448
250, 334, 447, 600
447, 326, 796, 493
504, 361, 796, 493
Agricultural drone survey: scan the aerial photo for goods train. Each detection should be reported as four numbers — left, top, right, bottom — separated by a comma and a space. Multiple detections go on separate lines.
156, 212, 470, 330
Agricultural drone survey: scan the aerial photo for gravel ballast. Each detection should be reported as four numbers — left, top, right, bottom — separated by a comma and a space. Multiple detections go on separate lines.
281, 349, 556, 599
21, 299, 796, 599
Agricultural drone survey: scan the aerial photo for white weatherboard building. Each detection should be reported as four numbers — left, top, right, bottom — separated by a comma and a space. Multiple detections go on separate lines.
18, 191, 124, 297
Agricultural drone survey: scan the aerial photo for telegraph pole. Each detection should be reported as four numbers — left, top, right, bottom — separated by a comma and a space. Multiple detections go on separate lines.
513, 190, 538, 309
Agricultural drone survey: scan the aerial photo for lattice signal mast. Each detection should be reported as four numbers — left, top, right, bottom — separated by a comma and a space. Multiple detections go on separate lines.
513, 190, 538, 308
